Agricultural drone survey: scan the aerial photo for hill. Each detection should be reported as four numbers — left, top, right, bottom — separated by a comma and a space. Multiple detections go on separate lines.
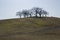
0, 17, 60, 40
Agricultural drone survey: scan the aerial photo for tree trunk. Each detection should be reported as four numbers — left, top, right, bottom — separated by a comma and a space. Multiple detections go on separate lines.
20, 15, 21, 18
39, 14, 41, 18
35, 10, 38, 18
19, 15, 21, 18
24, 15, 26, 18
30, 14, 31, 18
35, 12, 37, 18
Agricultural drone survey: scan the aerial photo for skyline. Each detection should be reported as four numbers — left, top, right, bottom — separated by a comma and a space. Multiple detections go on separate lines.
0, 0, 60, 19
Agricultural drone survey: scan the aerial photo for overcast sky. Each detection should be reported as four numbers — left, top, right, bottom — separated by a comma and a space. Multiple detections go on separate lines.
0, 0, 60, 19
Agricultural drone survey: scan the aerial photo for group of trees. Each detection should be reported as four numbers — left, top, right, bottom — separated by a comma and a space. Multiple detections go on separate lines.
16, 7, 48, 18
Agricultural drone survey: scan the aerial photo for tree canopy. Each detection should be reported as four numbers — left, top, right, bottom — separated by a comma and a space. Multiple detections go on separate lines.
16, 7, 48, 18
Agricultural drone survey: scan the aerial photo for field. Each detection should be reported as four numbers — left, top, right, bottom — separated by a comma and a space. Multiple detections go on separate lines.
0, 17, 60, 40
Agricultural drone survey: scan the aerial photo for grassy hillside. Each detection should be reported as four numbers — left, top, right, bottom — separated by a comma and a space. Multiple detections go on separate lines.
0, 17, 60, 40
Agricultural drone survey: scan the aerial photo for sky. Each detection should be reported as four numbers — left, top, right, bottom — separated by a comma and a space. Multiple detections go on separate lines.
0, 0, 60, 20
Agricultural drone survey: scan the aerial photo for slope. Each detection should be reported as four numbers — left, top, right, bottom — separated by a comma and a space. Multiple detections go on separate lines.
0, 17, 60, 40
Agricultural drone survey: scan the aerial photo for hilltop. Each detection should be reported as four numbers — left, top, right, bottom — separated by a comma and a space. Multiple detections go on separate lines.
0, 17, 60, 40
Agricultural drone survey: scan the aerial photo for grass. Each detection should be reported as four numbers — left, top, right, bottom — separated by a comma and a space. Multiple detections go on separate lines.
0, 17, 60, 40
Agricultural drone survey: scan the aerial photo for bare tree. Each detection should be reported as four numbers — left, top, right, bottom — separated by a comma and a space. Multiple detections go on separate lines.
22, 10, 29, 18
16, 7, 49, 18
31, 7, 43, 18
32, 7, 39, 17
16, 11, 22, 18
42, 10, 48, 17
28, 10, 33, 17
38, 9, 43, 18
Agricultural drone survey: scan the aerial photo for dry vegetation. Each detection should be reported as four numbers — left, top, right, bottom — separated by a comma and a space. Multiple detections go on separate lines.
0, 17, 60, 40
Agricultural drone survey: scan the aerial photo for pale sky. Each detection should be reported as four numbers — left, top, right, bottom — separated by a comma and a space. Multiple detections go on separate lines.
0, 0, 60, 19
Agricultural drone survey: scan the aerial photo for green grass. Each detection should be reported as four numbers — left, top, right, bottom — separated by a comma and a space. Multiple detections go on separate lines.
0, 17, 60, 40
